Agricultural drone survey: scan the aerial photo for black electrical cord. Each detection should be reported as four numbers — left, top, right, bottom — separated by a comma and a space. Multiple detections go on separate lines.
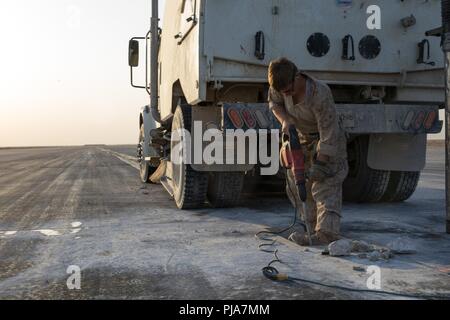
255, 173, 301, 259
255, 172, 306, 269
262, 265, 450, 300
256, 170, 305, 238
256, 173, 450, 300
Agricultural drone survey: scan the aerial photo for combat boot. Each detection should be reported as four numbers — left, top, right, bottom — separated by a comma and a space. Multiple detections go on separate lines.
288, 229, 340, 246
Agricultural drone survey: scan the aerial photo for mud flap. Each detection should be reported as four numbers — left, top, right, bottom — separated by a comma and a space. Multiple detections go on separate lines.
367, 133, 427, 171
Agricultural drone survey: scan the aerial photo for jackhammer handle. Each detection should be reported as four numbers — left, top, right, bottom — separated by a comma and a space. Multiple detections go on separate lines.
288, 125, 301, 150
288, 125, 307, 201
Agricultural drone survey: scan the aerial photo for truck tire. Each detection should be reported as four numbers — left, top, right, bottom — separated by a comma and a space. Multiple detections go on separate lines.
138, 124, 157, 183
171, 104, 209, 209
381, 171, 420, 202
207, 172, 245, 208
343, 135, 390, 202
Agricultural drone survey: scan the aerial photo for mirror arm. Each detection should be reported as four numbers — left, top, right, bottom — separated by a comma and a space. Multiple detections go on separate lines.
145, 29, 152, 96
129, 32, 152, 94
130, 30, 151, 95
130, 67, 146, 89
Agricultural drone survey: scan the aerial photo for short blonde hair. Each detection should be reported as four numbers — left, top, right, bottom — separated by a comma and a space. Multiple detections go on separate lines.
268, 57, 298, 91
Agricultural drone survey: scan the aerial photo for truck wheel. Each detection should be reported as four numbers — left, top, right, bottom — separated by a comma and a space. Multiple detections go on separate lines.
381, 171, 420, 202
138, 124, 157, 183
207, 172, 245, 208
171, 104, 208, 209
343, 135, 390, 202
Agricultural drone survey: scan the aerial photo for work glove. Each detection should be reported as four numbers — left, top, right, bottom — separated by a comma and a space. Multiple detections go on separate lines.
308, 160, 334, 182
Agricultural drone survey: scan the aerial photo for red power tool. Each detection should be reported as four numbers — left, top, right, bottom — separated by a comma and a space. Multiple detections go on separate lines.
280, 125, 312, 245
280, 125, 307, 202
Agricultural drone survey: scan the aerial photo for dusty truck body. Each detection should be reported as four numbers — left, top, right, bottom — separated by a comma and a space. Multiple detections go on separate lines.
129, 0, 445, 209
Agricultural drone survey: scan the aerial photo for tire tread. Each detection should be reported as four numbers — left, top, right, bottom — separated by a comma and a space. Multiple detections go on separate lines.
208, 172, 244, 208
382, 171, 420, 202
176, 104, 209, 209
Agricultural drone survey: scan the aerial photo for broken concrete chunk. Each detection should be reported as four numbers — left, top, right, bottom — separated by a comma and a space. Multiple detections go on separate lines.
381, 249, 393, 260
328, 239, 352, 256
353, 266, 366, 272
387, 238, 417, 254
368, 251, 382, 261
367, 248, 393, 261
351, 240, 374, 253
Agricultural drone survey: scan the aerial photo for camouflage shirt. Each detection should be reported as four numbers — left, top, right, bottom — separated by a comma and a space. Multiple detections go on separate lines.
268, 73, 347, 162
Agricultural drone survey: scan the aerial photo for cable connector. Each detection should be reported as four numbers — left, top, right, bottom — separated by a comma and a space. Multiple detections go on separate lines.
262, 267, 289, 282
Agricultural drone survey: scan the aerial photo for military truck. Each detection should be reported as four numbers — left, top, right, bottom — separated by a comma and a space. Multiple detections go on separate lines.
129, 0, 444, 209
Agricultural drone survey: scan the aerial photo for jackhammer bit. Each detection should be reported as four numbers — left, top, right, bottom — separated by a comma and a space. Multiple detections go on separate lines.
280, 125, 312, 245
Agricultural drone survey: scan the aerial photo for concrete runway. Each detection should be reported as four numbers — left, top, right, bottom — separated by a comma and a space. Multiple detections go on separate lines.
0, 145, 449, 299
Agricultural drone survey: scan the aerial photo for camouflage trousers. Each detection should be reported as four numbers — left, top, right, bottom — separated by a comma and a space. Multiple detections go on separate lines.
286, 145, 349, 240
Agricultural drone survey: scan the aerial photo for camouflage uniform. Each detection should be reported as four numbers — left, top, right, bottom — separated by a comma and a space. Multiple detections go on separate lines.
269, 73, 348, 240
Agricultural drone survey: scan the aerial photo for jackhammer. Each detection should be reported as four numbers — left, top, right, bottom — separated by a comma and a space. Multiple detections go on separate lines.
280, 124, 312, 245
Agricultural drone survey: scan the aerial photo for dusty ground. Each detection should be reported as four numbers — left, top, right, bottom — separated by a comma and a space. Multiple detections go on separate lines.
0, 144, 449, 300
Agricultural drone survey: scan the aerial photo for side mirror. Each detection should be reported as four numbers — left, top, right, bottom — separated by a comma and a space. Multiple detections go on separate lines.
128, 40, 139, 67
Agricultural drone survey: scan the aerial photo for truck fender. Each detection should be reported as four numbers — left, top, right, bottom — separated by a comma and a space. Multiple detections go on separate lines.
139, 105, 159, 160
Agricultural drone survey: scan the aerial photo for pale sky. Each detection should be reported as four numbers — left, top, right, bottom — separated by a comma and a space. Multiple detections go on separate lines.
0, 0, 165, 147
